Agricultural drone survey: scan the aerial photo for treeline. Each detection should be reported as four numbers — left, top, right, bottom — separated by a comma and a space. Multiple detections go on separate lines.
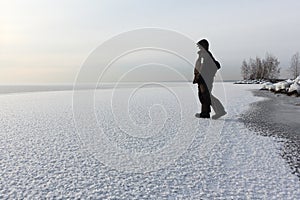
241, 53, 280, 80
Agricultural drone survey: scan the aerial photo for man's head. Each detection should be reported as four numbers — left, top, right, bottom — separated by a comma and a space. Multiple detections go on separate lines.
197, 39, 209, 51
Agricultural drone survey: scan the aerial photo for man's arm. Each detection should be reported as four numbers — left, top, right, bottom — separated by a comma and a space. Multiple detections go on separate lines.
193, 52, 203, 84
193, 68, 199, 84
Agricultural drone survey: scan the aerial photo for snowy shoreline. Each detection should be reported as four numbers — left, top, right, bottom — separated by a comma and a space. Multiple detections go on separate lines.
0, 83, 299, 198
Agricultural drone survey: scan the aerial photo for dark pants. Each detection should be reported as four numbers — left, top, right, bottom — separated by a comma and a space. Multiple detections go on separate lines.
198, 82, 225, 115
198, 83, 211, 114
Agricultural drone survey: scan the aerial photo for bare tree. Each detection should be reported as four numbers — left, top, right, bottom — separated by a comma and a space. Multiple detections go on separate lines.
241, 53, 280, 80
255, 57, 263, 79
263, 53, 280, 79
241, 60, 250, 80
249, 58, 256, 80
290, 52, 299, 79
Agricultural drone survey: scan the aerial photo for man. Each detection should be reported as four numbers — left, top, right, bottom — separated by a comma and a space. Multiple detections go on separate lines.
193, 39, 227, 119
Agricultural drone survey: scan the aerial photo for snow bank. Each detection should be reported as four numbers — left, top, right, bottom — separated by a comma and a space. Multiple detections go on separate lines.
288, 76, 300, 95
261, 76, 300, 96
234, 80, 266, 84
260, 82, 274, 90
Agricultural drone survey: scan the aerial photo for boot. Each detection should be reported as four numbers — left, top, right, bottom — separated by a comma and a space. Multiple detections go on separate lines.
195, 113, 210, 119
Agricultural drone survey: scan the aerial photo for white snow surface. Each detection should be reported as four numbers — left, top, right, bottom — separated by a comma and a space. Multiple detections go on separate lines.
0, 83, 299, 199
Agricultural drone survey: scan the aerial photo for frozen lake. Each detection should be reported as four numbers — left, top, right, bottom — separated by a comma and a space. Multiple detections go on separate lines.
0, 83, 299, 199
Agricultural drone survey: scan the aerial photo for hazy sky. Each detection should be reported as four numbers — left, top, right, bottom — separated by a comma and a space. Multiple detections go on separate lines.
1, 0, 300, 84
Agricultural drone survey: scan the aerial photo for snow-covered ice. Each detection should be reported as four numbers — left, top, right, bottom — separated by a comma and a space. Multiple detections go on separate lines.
0, 83, 299, 199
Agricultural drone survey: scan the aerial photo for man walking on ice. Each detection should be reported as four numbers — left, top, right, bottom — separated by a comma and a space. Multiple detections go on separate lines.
193, 39, 227, 119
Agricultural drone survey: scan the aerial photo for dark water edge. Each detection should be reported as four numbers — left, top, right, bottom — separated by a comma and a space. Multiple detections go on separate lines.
240, 90, 300, 179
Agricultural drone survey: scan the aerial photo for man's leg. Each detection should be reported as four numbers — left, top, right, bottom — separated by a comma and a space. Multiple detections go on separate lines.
210, 94, 227, 119
197, 83, 211, 118
211, 94, 226, 114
